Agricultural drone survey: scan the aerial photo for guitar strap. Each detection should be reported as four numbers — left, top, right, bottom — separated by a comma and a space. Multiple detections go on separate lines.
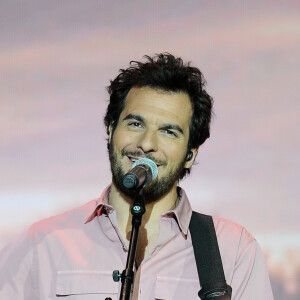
189, 211, 232, 299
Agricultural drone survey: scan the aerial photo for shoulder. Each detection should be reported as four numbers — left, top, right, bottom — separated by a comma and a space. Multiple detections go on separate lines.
211, 215, 259, 272
191, 212, 257, 260
212, 215, 255, 243
27, 199, 99, 240
212, 215, 258, 260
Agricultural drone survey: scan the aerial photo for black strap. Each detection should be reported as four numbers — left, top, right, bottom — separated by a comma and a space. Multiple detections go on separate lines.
189, 211, 232, 299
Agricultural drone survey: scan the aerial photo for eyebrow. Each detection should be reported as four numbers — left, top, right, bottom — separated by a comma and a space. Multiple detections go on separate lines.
123, 113, 184, 135
123, 114, 145, 124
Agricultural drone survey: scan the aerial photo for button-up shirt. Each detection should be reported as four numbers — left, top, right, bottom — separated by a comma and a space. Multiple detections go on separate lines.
0, 185, 274, 299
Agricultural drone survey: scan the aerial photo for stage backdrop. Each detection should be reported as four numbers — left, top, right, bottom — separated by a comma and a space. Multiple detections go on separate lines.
1, 1, 299, 299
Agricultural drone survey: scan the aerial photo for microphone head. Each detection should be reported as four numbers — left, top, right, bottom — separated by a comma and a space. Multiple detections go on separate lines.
132, 158, 158, 181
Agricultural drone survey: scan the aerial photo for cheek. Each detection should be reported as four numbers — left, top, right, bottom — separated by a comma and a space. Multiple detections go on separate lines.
161, 142, 187, 162
112, 128, 136, 150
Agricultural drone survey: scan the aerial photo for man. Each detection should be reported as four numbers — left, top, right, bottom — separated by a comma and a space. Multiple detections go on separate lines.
0, 53, 274, 299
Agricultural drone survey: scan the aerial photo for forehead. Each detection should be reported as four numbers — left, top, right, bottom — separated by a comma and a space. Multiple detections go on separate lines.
121, 87, 192, 130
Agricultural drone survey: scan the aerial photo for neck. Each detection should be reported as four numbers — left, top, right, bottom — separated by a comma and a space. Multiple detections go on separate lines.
108, 182, 179, 240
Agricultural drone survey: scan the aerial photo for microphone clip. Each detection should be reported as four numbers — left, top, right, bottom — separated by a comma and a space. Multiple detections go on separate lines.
131, 190, 145, 217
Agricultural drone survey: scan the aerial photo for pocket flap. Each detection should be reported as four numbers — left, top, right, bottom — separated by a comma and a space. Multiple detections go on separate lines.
56, 270, 119, 296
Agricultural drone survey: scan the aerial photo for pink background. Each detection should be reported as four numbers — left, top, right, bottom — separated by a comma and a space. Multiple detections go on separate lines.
1, 1, 299, 298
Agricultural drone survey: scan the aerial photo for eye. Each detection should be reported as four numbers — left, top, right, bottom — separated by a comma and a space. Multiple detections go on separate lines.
161, 129, 177, 137
128, 121, 142, 128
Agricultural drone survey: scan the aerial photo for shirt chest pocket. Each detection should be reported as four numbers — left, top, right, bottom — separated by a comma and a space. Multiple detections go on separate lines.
56, 270, 119, 299
154, 276, 199, 300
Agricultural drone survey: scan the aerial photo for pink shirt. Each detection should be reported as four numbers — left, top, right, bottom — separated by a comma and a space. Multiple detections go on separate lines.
0, 185, 274, 299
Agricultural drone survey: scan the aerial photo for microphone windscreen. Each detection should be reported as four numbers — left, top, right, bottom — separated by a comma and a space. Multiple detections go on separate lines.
132, 158, 158, 180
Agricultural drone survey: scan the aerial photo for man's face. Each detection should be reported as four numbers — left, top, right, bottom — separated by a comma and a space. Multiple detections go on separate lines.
108, 86, 195, 201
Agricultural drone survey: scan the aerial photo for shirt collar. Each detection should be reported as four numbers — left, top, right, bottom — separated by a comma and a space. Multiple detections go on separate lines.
85, 185, 113, 223
161, 187, 192, 235
85, 185, 192, 235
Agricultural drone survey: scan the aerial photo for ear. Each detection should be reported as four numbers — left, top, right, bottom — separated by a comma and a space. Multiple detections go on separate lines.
184, 148, 198, 169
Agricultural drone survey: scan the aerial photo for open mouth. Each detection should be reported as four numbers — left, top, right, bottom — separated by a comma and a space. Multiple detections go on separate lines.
127, 156, 160, 167
128, 156, 139, 164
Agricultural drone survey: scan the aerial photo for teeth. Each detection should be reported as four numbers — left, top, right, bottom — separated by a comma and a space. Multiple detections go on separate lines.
129, 157, 137, 162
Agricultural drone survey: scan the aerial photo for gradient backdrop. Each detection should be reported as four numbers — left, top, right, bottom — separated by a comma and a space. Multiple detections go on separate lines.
1, 1, 299, 299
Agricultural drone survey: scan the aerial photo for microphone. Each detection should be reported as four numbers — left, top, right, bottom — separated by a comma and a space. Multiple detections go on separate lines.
123, 158, 158, 189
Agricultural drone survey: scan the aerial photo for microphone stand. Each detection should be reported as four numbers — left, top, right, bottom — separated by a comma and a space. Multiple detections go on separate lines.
112, 189, 145, 300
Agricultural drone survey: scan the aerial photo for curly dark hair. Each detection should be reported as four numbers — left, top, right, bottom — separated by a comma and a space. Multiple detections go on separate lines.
104, 53, 213, 178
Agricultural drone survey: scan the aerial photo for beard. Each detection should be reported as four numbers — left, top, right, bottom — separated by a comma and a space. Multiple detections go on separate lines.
108, 142, 187, 202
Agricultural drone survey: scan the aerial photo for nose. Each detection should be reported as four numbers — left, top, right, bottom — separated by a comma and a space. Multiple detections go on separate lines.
136, 129, 158, 153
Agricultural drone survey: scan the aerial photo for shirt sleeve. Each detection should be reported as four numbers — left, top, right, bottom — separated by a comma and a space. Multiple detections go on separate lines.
231, 227, 274, 300
0, 228, 39, 300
